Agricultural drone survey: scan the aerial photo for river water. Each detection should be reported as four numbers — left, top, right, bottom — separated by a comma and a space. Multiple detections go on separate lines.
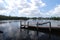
0, 20, 60, 40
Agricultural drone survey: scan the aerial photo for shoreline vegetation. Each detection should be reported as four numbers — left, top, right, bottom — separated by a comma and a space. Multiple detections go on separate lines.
0, 15, 60, 20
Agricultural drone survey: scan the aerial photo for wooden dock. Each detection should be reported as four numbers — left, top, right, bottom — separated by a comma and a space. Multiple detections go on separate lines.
21, 25, 60, 35
20, 21, 60, 36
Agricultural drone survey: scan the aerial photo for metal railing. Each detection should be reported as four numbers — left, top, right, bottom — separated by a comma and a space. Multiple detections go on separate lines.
20, 21, 52, 39
36, 21, 51, 39
36, 22, 51, 32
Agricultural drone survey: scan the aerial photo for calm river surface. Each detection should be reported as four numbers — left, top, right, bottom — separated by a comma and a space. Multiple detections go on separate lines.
0, 20, 60, 40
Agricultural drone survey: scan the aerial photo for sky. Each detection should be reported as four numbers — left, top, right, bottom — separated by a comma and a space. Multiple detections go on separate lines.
0, 0, 60, 17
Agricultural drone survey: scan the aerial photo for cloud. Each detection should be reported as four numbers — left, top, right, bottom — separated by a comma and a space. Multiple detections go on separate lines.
46, 5, 60, 17
0, 0, 46, 17
0, 0, 7, 10
0, 0, 60, 17
18, 0, 46, 17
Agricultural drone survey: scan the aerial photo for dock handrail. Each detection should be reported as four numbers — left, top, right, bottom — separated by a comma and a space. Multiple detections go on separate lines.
36, 22, 51, 32
20, 21, 52, 39
37, 22, 51, 38
36, 21, 51, 39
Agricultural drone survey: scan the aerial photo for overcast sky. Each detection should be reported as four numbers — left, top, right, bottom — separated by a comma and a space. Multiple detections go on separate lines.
0, 0, 60, 17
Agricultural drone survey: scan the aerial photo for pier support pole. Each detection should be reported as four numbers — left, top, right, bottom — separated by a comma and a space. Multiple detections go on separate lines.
27, 22, 29, 34
49, 22, 51, 40
20, 20, 22, 28
27, 22, 30, 39
36, 22, 39, 40
49, 22, 51, 33
37, 22, 38, 36
24, 20, 27, 27
20, 20, 22, 40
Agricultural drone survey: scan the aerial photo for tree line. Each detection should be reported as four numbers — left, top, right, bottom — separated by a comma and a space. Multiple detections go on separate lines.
0, 15, 60, 20
0, 15, 29, 20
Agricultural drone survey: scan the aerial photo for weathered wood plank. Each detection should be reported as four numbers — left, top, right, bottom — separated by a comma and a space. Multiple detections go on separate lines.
20, 25, 60, 36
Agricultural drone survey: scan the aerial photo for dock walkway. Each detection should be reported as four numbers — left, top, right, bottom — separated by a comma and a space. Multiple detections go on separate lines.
20, 21, 60, 36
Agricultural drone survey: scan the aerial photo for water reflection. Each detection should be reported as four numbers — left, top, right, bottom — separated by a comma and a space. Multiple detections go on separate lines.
20, 29, 46, 40
0, 20, 60, 40
0, 20, 20, 40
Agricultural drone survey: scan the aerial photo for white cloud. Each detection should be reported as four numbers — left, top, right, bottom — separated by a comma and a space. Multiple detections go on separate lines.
0, 0, 3, 3
18, 0, 46, 17
46, 5, 60, 17
0, 0, 7, 10
2, 0, 60, 17
0, 0, 46, 17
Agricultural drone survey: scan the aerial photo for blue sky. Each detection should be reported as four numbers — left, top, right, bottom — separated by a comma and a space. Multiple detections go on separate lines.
41, 0, 60, 12
0, 0, 60, 17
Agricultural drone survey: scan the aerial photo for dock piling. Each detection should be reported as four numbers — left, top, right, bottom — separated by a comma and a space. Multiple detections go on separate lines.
20, 21, 52, 40
20, 20, 22, 28
36, 22, 39, 40
49, 22, 51, 39
37, 22, 39, 36
37, 22, 51, 39
27, 22, 29, 35
49, 22, 51, 32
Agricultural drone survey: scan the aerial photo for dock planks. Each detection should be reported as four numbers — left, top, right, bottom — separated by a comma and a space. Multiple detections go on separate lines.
20, 25, 60, 36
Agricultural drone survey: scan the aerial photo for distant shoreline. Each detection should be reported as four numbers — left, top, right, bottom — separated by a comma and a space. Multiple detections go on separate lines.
0, 15, 60, 20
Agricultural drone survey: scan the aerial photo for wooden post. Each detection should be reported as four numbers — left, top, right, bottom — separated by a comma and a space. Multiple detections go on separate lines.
27, 22, 29, 33
49, 22, 51, 39
24, 21, 25, 27
27, 22, 30, 38
36, 22, 39, 40
27, 22, 29, 27
20, 20, 22, 39
20, 20, 22, 28
37, 22, 38, 35
49, 22, 51, 33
